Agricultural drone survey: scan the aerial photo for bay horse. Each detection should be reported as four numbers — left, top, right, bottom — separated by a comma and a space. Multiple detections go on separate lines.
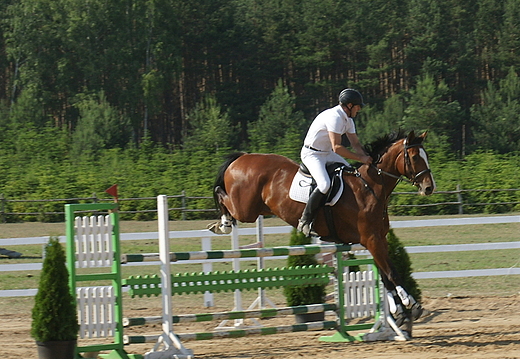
208, 130, 435, 335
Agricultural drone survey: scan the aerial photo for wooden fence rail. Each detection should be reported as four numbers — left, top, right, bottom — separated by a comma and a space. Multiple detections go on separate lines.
1, 187, 520, 223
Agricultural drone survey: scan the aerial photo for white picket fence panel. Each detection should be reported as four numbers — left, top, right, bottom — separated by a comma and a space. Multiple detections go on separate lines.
344, 270, 377, 319
77, 286, 116, 338
75, 215, 113, 268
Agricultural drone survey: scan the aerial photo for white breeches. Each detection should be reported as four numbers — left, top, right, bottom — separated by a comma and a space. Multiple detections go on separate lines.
300, 147, 349, 194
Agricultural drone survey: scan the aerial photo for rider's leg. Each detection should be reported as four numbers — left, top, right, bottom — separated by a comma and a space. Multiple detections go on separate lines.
299, 149, 332, 236
297, 187, 327, 236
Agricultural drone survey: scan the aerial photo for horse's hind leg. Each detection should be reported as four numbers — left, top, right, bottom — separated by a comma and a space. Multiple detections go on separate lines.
207, 186, 235, 234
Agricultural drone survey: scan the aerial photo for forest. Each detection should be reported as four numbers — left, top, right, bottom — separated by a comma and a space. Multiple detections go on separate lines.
0, 0, 519, 221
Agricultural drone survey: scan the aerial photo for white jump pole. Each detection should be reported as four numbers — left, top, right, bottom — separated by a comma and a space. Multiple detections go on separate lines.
201, 237, 214, 307
144, 195, 193, 359
256, 215, 265, 308
217, 215, 276, 329
246, 215, 277, 311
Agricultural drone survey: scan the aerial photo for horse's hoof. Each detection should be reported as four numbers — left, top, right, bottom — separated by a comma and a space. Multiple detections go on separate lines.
207, 222, 233, 235
207, 222, 221, 234
393, 312, 407, 327
411, 302, 424, 321
398, 317, 413, 338
220, 225, 233, 234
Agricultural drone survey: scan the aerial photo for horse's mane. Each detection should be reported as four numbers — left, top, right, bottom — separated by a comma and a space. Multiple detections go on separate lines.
364, 129, 408, 160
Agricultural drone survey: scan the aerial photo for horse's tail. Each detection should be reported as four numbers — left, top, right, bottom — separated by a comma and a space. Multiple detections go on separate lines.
213, 152, 246, 212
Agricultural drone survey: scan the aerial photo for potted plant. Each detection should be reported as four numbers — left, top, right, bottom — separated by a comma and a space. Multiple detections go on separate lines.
284, 229, 327, 323
31, 237, 79, 359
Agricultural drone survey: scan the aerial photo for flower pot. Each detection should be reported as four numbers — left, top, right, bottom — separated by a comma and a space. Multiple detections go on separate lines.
36, 340, 77, 359
83, 351, 100, 358
294, 311, 325, 324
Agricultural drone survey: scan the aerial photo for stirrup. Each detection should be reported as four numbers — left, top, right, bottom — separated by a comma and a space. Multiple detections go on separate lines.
297, 220, 316, 237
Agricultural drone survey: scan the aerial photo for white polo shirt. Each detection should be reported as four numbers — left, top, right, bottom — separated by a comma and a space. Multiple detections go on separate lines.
303, 105, 356, 152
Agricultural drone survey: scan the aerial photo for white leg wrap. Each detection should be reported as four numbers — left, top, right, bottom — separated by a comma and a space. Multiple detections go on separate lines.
218, 214, 233, 234
387, 292, 398, 314
396, 286, 410, 307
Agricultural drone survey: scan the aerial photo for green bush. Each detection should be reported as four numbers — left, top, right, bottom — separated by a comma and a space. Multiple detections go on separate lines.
387, 229, 422, 303
2, 126, 520, 221
283, 229, 326, 306
31, 237, 78, 342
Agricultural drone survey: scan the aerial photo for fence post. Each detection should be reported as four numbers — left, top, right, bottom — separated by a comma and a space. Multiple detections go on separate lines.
0, 193, 5, 223
456, 184, 463, 214
92, 193, 98, 204
181, 190, 186, 221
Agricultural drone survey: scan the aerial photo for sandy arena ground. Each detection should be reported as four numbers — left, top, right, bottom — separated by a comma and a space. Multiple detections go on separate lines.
3, 295, 519, 359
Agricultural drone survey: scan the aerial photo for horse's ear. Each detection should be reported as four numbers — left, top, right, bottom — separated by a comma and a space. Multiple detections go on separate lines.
419, 131, 428, 141
405, 130, 415, 145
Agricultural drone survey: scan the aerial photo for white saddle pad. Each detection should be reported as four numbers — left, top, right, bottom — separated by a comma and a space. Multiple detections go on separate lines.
289, 171, 343, 206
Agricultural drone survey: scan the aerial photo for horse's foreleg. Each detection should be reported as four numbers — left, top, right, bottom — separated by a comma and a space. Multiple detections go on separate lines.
380, 273, 410, 329
207, 186, 235, 234
369, 238, 423, 314
380, 264, 423, 319
367, 239, 424, 338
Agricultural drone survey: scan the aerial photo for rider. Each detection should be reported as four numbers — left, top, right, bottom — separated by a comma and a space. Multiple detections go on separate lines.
297, 88, 373, 236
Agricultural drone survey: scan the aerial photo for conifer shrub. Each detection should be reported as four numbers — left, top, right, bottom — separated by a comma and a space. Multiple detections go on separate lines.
387, 229, 422, 303
283, 229, 326, 306
31, 237, 78, 342
346, 252, 360, 273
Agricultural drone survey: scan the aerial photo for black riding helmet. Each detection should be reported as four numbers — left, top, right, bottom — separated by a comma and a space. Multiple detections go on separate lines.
339, 89, 365, 108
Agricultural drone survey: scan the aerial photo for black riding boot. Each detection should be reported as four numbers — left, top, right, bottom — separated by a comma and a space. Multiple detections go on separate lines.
297, 187, 327, 237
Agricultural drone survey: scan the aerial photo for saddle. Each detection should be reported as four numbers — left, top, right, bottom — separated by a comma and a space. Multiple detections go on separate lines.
297, 162, 357, 204
289, 162, 357, 243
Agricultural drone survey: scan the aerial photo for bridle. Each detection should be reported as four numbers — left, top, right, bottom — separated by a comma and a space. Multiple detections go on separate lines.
372, 140, 431, 187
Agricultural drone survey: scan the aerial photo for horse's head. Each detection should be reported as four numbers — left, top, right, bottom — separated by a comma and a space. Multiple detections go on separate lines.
399, 131, 436, 196
365, 130, 436, 196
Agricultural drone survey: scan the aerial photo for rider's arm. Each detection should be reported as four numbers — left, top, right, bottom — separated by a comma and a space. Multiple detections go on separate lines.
329, 131, 372, 164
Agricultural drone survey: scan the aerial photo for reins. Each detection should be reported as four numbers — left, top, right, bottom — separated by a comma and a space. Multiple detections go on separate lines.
352, 167, 380, 200
372, 166, 409, 185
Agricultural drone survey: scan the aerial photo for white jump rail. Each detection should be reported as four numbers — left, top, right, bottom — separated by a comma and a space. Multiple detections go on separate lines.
1, 216, 519, 297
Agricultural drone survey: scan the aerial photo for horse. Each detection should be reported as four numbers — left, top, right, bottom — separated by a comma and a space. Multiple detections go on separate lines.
208, 130, 436, 335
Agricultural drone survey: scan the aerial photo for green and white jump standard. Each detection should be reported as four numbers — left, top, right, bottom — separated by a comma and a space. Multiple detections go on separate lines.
65, 203, 133, 359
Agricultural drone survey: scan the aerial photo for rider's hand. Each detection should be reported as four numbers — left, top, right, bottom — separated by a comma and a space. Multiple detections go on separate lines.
360, 154, 372, 165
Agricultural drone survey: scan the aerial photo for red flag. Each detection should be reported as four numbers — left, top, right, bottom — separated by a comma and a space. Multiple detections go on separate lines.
105, 184, 118, 199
